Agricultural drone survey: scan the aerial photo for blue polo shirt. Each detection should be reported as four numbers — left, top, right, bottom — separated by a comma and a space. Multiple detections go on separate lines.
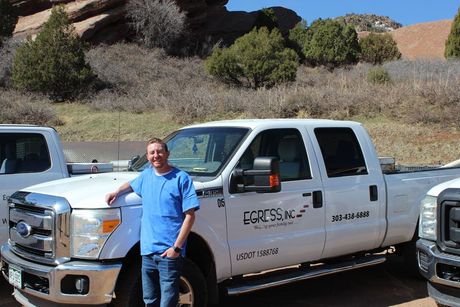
130, 166, 199, 256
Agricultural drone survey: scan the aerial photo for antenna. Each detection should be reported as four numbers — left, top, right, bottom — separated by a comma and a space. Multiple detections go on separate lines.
117, 110, 121, 171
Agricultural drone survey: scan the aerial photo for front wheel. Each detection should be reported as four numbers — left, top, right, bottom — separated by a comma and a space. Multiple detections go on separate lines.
110, 257, 207, 307
179, 258, 208, 307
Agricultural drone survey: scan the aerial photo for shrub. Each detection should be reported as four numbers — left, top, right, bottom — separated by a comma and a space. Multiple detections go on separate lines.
126, 0, 186, 52
445, 7, 460, 58
0, 0, 18, 47
12, 6, 94, 100
304, 19, 360, 69
367, 66, 391, 84
287, 20, 309, 60
359, 33, 401, 64
253, 8, 278, 31
205, 27, 299, 89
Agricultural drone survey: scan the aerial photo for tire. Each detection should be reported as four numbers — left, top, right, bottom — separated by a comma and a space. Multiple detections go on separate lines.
401, 227, 421, 277
110, 257, 207, 307
179, 258, 208, 307
110, 257, 143, 307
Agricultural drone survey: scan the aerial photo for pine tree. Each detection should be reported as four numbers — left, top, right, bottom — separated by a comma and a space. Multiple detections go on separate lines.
359, 33, 401, 64
12, 5, 94, 100
445, 7, 460, 59
304, 19, 360, 69
206, 28, 299, 89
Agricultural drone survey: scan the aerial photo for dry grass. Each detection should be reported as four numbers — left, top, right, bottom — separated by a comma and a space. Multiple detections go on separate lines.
1, 42, 460, 165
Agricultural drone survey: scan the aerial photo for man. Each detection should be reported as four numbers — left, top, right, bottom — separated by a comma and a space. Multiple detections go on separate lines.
106, 138, 199, 307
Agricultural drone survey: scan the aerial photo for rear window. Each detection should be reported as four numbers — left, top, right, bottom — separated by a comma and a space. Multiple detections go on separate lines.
314, 128, 368, 178
0, 133, 51, 174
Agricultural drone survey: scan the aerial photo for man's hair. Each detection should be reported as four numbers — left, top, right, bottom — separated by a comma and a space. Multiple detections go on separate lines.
147, 137, 169, 152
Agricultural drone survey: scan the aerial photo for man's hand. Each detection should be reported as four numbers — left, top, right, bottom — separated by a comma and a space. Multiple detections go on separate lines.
161, 247, 180, 258
105, 182, 133, 206
105, 192, 118, 205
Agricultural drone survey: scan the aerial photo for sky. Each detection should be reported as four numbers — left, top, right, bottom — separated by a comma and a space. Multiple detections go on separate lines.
226, 1, 459, 26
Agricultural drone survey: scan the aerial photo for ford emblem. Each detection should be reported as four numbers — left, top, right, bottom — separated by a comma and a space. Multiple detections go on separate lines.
16, 221, 32, 238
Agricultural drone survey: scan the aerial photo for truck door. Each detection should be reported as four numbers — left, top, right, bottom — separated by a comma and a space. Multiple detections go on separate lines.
224, 128, 325, 276
0, 132, 64, 247
311, 127, 386, 258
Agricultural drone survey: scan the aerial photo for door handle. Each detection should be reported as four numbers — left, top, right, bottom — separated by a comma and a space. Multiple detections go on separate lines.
313, 191, 323, 208
369, 185, 378, 202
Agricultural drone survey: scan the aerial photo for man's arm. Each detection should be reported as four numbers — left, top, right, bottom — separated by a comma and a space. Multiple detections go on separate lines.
161, 208, 196, 258
105, 182, 133, 205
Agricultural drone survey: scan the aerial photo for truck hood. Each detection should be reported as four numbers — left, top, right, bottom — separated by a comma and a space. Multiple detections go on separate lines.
21, 172, 206, 209
427, 177, 460, 197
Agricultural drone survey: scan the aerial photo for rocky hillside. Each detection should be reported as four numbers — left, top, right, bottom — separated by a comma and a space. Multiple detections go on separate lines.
336, 13, 402, 32
10, 0, 300, 44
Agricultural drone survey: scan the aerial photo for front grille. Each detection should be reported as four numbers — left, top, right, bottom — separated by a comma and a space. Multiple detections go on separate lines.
8, 191, 71, 265
9, 207, 54, 258
438, 189, 460, 256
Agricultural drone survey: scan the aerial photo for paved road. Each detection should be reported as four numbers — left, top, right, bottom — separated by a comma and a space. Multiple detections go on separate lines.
0, 254, 436, 307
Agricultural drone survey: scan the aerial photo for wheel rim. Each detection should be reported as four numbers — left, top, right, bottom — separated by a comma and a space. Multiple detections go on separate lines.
178, 276, 194, 307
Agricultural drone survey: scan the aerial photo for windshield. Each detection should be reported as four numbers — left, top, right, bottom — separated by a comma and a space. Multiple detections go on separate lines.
131, 127, 249, 177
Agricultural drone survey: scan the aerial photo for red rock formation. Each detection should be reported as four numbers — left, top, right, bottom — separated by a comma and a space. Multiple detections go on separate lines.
10, 0, 300, 44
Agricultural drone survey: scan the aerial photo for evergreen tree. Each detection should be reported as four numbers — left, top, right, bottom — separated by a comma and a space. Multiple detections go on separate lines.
206, 27, 299, 89
445, 7, 460, 59
304, 19, 360, 69
12, 6, 94, 100
359, 33, 401, 64
287, 20, 309, 60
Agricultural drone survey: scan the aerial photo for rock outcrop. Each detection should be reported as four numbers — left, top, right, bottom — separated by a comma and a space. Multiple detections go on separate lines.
11, 0, 301, 44
204, 6, 301, 45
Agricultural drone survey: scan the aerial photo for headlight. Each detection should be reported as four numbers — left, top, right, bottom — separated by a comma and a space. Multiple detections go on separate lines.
419, 195, 437, 241
71, 208, 121, 259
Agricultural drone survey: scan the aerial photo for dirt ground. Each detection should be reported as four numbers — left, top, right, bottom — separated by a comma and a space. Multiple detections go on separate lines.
0, 254, 436, 307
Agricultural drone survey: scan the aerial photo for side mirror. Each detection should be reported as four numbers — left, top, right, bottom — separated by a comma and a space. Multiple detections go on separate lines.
230, 156, 281, 193
128, 155, 140, 171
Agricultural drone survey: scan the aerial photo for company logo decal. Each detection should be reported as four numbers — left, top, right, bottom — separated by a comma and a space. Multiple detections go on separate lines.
243, 205, 308, 229
16, 221, 32, 238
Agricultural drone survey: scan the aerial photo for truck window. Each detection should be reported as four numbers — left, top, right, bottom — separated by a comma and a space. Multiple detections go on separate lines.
0, 133, 51, 174
239, 129, 311, 181
314, 128, 368, 178
133, 127, 249, 177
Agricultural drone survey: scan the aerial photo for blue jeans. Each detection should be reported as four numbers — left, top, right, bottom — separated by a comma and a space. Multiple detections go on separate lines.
142, 254, 183, 307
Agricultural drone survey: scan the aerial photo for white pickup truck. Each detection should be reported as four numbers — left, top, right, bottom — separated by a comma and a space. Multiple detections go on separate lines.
2, 119, 460, 307
0, 125, 112, 255
417, 178, 460, 306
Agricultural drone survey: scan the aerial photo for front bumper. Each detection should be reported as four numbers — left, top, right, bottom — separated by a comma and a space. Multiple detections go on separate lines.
417, 239, 460, 306
1, 244, 122, 305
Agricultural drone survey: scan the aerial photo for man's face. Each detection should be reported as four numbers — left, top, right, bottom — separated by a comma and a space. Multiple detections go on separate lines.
146, 142, 170, 171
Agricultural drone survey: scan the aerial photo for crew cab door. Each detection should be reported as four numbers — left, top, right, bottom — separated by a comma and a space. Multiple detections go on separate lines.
0, 131, 66, 247
310, 127, 386, 258
224, 128, 325, 276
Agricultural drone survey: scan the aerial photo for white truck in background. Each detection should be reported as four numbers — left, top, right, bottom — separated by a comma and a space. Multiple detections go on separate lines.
2, 119, 460, 307
417, 178, 460, 306
0, 125, 112, 252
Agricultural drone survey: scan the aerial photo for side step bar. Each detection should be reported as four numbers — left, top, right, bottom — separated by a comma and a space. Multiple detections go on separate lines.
226, 254, 386, 296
